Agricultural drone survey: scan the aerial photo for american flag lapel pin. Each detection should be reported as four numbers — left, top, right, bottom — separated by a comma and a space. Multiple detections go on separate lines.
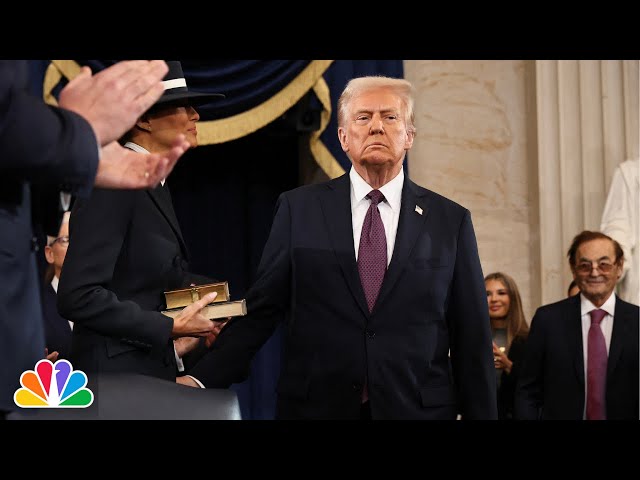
415, 205, 423, 215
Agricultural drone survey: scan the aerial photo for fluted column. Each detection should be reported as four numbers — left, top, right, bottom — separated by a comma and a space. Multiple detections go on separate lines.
535, 60, 639, 305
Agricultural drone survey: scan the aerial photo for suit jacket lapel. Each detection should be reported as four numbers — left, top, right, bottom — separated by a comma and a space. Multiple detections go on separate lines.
374, 179, 428, 312
147, 183, 189, 258
319, 174, 370, 317
122, 144, 189, 258
607, 296, 630, 377
567, 296, 585, 385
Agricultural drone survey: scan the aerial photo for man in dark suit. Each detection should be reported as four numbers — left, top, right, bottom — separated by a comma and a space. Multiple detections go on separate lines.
190, 76, 497, 419
515, 230, 639, 420
0, 60, 189, 417
57, 61, 226, 387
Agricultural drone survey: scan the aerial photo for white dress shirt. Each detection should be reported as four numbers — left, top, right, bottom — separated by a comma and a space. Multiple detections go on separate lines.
350, 166, 404, 265
51, 276, 74, 331
579, 292, 616, 418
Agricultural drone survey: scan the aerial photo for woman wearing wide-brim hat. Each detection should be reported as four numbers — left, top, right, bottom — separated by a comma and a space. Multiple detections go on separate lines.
58, 61, 227, 387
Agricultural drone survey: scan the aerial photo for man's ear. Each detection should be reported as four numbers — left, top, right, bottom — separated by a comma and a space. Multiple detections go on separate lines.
338, 127, 348, 152
44, 245, 54, 264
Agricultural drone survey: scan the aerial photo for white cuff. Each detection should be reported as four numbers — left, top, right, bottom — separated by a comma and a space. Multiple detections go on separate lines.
187, 375, 205, 389
60, 191, 72, 211
173, 342, 185, 372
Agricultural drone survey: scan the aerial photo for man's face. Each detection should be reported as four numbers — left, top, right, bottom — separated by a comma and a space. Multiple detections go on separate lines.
45, 221, 69, 277
337, 87, 413, 171
571, 238, 623, 305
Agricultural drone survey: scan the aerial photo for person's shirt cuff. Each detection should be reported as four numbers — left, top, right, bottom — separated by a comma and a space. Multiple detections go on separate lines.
187, 375, 205, 389
173, 343, 204, 388
173, 343, 185, 372
60, 191, 72, 211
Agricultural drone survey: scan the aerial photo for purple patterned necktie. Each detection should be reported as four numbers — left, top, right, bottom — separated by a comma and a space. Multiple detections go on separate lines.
357, 190, 387, 406
586, 308, 608, 420
358, 190, 387, 313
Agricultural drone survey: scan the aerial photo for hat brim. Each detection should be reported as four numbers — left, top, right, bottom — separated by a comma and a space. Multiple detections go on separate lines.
155, 91, 225, 107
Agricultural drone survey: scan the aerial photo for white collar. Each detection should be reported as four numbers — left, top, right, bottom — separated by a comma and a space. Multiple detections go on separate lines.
580, 291, 616, 317
349, 166, 404, 212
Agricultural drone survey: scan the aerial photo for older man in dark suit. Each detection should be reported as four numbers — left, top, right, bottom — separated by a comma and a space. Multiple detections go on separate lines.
515, 230, 639, 420
0, 60, 190, 417
190, 76, 497, 419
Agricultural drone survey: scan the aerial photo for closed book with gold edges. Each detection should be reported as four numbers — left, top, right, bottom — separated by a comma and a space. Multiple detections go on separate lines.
161, 299, 247, 320
164, 282, 230, 310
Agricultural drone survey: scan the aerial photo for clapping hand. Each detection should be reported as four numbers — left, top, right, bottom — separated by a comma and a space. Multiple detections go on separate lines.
59, 60, 169, 146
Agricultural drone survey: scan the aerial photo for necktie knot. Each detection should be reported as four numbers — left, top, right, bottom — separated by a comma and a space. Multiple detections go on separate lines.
366, 190, 385, 207
590, 309, 606, 325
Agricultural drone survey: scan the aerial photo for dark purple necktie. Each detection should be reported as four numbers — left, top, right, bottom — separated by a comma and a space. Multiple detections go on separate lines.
358, 190, 387, 313
357, 190, 387, 406
586, 308, 608, 420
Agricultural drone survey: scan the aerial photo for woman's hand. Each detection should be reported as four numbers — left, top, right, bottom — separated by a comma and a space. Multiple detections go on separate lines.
493, 342, 513, 374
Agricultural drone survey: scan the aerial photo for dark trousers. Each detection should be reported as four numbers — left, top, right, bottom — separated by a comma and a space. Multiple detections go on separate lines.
360, 401, 371, 420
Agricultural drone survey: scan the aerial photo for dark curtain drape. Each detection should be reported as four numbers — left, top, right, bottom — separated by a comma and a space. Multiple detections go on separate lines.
77, 60, 312, 120
32, 59, 404, 419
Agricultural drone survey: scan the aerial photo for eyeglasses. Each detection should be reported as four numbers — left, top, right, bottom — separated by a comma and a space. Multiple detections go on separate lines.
51, 235, 70, 247
574, 261, 616, 274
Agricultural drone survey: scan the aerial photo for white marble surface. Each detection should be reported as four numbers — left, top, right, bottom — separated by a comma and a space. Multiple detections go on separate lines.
404, 60, 536, 321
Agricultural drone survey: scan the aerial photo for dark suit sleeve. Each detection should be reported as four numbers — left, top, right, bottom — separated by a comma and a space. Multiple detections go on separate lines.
447, 210, 498, 419
0, 61, 98, 198
57, 189, 173, 348
187, 193, 292, 387
514, 309, 546, 420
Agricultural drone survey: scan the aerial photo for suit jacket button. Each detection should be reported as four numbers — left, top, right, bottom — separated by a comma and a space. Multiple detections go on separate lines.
366, 330, 376, 339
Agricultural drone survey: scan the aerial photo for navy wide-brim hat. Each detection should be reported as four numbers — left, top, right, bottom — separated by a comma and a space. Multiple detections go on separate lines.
153, 60, 225, 107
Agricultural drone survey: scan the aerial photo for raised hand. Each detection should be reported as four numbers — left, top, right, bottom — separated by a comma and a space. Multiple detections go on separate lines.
58, 60, 168, 146
95, 135, 189, 189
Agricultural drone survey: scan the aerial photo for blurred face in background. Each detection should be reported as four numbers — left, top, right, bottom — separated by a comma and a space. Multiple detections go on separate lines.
486, 279, 510, 320
45, 220, 69, 279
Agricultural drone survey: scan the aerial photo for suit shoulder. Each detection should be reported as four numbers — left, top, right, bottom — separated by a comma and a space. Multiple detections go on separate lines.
533, 296, 575, 320
411, 180, 469, 214
616, 297, 640, 316
279, 175, 346, 201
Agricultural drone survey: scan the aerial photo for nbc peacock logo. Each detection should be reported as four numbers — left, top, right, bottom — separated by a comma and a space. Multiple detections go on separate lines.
14, 359, 94, 408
